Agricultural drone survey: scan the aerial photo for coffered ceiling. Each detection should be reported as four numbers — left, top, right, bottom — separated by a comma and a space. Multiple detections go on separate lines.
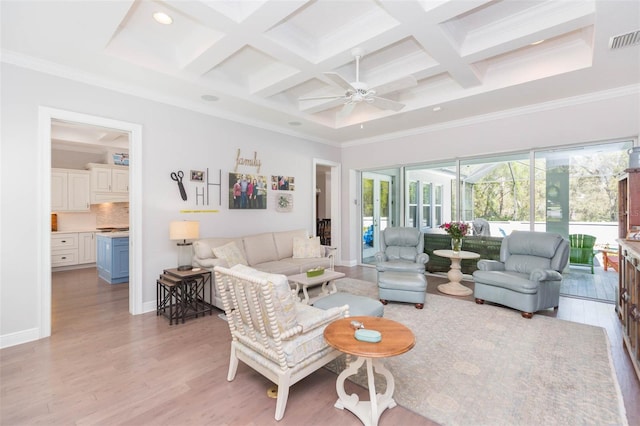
2, 0, 639, 145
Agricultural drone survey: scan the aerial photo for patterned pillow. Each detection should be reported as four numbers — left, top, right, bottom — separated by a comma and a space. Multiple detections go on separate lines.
293, 236, 322, 258
212, 241, 248, 267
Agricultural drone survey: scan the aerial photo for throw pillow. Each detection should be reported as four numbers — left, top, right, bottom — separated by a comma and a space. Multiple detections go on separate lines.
292, 236, 322, 259
212, 241, 248, 267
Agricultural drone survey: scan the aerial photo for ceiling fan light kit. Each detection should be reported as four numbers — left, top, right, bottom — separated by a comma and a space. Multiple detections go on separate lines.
299, 48, 416, 117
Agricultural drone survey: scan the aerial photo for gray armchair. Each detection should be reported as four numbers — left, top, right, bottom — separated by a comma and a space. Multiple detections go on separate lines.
374, 227, 429, 273
472, 230, 569, 318
375, 227, 429, 309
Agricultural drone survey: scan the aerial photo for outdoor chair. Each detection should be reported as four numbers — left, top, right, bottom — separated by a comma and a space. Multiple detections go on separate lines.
569, 234, 596, 273
473, 230, 569, 318
214, 265, 348, 421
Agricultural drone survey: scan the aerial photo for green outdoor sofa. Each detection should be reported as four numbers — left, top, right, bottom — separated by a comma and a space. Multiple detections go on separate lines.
424, 233, 503, 274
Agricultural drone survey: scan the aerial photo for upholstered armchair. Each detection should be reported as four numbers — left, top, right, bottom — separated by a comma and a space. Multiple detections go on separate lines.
472, 230, 569, 318
214, 265, 348, 421
374, 227, 429, 273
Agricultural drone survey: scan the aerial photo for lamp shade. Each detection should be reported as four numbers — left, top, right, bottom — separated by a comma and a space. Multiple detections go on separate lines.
169, 221, 199, 241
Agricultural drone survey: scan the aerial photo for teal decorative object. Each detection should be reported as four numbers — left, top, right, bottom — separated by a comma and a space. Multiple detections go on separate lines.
354, 329, 381, 343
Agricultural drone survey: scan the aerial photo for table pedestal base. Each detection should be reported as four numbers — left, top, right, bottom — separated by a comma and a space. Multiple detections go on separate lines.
334, 356, 396, 426
437, 256, 473, 296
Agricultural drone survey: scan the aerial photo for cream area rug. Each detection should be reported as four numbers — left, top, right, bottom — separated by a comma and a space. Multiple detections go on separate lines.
324, 278, 628, 426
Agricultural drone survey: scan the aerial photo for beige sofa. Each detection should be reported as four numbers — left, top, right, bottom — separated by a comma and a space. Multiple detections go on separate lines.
192, 229, 333, 309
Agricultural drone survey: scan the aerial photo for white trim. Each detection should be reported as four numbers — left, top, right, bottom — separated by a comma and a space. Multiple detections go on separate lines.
313, 158, 341, 265
38, 107, 143, 341
0, 328, 40, 349
4, 50, 334, 146
342, 84, 640, 148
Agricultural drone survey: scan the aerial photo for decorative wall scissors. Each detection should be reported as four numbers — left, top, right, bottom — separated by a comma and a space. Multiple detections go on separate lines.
171, 170, 187, 201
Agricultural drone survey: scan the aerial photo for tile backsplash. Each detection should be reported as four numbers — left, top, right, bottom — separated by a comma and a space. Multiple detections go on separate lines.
93, 202, 129, 227
55, 202, 129, 231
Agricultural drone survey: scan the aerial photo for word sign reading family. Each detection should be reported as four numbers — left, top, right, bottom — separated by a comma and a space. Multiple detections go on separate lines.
234, 149, 261, 173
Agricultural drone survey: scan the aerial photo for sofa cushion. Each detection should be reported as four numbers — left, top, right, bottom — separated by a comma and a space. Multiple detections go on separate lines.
251, 261, 301, 276
280, 257, 331, 272
243, 233, 278, 266
273, 229, 308, 260
194, 237, 241, 260
293, 236, 322, 258
212, 241, 248, 267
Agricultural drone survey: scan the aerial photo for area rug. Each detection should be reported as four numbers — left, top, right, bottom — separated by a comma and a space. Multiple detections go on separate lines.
325, 278, 628, 426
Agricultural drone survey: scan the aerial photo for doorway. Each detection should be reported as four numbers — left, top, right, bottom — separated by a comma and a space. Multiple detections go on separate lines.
313, 159, 341, 262
361, 172, 393, 264
38, 107, 143, 339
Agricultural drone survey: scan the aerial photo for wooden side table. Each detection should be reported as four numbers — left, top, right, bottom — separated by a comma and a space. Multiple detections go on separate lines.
323, 316, 415, 426
433, 249, 480, 296
157, 268, 212, 325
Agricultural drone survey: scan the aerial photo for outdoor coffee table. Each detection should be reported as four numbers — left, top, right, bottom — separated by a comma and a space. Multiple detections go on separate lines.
288, 269, 345, 304
433, 249, 480, 296
324, 316, 415, 426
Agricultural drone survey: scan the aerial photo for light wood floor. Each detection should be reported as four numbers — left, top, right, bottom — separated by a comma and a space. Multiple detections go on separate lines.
1, 266, 638, 425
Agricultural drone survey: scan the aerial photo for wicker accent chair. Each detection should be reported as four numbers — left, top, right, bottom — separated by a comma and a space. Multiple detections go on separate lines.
214, 265, 348, 421
569, 234, 596, 274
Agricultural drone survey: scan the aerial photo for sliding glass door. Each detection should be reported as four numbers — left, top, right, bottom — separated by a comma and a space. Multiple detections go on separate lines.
361, 172, 394, 264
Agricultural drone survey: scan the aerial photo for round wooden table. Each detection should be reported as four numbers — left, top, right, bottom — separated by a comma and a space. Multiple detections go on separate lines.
323, 316, 415, 426
433, 249, 480, 296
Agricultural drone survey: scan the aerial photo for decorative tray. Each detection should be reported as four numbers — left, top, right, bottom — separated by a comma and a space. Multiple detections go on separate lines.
306, 267, 325, 277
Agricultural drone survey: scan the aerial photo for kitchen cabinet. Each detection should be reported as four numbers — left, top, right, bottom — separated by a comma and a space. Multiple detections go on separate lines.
51, 231, 97, 268
51, 232, 79, 267
97, 234, 129, 284
78, 232, 96, 264
51, 169, 90, 212
87, 163, 129, 203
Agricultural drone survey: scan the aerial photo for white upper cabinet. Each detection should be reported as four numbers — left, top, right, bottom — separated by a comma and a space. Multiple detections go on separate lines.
51, 169, 90, 212
87, 163, 129, 203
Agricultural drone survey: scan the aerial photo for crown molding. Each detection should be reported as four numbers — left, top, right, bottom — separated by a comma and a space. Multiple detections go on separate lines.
342, 84, 640, 148
1, 50, 336, 147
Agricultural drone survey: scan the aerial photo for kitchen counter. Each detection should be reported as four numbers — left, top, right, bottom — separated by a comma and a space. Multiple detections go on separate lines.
96, 231, 129, 238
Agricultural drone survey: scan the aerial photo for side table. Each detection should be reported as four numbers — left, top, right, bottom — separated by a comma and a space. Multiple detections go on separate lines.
433, 249, 480, 296
157, 268, 212, 325
287, 270, 345, 304
323, 316, 415, 426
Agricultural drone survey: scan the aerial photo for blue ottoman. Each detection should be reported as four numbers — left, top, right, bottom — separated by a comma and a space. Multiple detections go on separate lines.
378, 271, 427, 309
313, 293, 384, 317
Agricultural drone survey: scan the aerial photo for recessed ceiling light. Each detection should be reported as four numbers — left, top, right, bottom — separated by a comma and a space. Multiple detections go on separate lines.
201, 94, 219, 102
433, 106, 442, 112
153, 12, 173, 25
530, 39, 545, 45
360, 124, 364, 129
288, 121, 302, 126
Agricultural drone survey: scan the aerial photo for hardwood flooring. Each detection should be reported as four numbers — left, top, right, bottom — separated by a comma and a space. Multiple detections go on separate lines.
1, 266, 638, 425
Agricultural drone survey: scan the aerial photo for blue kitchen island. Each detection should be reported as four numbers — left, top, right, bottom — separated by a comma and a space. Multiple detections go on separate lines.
96, 232, 129, 284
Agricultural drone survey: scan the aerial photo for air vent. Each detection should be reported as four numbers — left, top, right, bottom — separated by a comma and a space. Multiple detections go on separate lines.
609, 30, 640, 49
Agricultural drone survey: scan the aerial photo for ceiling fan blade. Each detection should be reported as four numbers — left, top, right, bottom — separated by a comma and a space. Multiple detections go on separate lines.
299, 95, 344, 101
337, 102, 356, 118
324, 72, 356, 91
371, 75, 417, 96
371, 96, 406, 112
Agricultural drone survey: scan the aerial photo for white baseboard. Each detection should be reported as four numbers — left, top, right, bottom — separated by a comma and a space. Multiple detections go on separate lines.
0, 327, 40, 349
142, 300, 157, 314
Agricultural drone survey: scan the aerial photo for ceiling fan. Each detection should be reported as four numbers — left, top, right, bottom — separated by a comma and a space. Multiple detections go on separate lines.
299, 48, 417, 117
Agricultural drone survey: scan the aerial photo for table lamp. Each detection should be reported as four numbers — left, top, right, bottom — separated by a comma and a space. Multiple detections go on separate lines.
169, 220, 199, 271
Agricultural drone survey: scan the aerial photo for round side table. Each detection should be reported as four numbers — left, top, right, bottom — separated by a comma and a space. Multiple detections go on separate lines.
433, 249, 480, 296
323, 316, 415, 426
